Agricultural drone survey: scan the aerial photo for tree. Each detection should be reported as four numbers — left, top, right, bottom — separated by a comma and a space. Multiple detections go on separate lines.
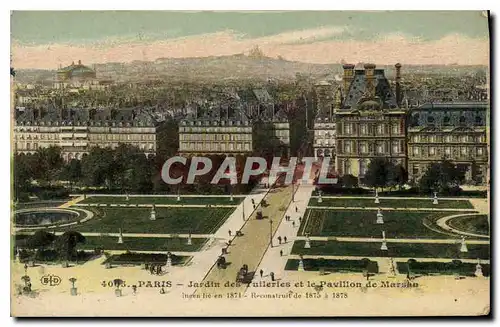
25, 230, 56, 251
36, 146, 64, 182
60, 159, 82, 190
419, 160, 466, 193
392, 164, 408, 190
340, 174, 359, 188
81, 147, 115, 187
363, 158, 396, 190
54, 231, 86, 261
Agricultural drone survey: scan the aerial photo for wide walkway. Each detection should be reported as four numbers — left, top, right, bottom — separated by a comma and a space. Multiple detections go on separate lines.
248, 183, 315, 293
195, 185, 294, 296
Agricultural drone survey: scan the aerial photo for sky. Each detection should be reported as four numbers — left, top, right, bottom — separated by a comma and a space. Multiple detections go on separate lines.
11, 11, 490, 69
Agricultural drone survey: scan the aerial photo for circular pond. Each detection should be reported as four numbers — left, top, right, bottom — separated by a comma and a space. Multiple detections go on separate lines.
14, 208, 79, 227
447, 214, 489, 237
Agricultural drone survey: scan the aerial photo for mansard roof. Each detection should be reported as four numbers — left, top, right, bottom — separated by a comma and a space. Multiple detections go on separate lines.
342, 69, 398, 110
409, 102, 487, 128
15, 106, 158, 127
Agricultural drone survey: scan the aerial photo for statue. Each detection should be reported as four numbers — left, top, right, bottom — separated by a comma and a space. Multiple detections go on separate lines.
376, 208, 384, 224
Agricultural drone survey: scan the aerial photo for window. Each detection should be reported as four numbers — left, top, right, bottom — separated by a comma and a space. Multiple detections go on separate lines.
429, 147, 436, 155
344, 161, 351, 175
392, 142, 399, 154
413, 135, 420, 142
445, 135, 452, 143
475, 116, 482, 125
344, 123, 352, 134
360, 143, 368, 154
412, 147, 419, 156
359, 161, 367, 175
477, 148, 483, 156
377, 143, 384, 154
344, 142, 351, 153
392, 124, 399, 134
461, 147, 467, 155
443, 116, 451, 125
427, 116, 435, 125
461, 135, 468, 143
413, 165, 419, 176
445, 147, 451, 155
361, 124, 368, 135
429, 135, 436, 143
377, 124, 384, 135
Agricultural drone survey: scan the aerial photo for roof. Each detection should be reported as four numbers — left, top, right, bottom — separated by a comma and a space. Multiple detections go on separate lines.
57, 61, 96, 79
15, 107, 157, 127
342, 69, 398, 110
252, 89, 274, 104
415, 102, 489, 110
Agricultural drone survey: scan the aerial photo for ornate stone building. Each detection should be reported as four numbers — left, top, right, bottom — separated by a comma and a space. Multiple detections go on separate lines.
313, 81, 336, 160
178, 105, 253, 155
178, 88, 290, 156
14, 107, 158, 161
334, 63, 406, 177
407, 102, 488, 184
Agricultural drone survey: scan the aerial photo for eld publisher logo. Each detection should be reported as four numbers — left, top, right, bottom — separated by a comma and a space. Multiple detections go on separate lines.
40, 274, 61, 286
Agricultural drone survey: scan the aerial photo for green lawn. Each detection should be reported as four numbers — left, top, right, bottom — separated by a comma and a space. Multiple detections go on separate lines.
79, 196, 243, 205
57, 207, 233, 234
103, 253, 191, 266
397, 261, 490, 277
447, 214, 490, 236
299, 209, 469, 239
77, 236, 208, 252
308, 197, 474, 209
291, 240, 490, 260
285, 258, 379, 273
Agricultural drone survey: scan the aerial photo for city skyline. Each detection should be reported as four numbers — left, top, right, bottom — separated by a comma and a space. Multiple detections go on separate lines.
11, 11, 490, 69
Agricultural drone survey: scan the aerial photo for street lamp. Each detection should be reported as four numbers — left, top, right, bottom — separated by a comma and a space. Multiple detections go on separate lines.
269, 219, 273, 248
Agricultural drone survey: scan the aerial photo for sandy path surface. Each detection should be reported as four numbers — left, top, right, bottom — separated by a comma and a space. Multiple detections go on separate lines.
196, 186, 293, 295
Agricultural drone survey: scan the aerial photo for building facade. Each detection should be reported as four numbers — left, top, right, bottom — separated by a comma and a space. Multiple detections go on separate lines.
407, 102, 488, 184
313, 81, 336, 160
335, 63, 407, 178
14, 107, 157, 161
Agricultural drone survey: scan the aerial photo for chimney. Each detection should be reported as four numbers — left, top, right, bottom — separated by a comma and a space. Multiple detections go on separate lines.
395, 63, 402, 106
364, 63, 376, 97
342, 64, 355, 93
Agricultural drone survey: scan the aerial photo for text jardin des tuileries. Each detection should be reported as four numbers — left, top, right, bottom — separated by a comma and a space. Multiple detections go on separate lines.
181, 280, 420, 300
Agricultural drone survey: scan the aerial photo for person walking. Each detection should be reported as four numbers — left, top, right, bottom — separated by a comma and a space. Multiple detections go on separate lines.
260, 269, 264, 278
292, 221, 295, 228
280, 250, 283, 257
228, 230, 232, 237
295, 206, 298, 213
277, 236, 282, 244
284, 236, 287, 243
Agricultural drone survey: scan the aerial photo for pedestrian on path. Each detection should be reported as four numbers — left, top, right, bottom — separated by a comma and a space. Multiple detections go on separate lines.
270, 272, 275, 281
260, 269, 264, 278
299, 217, 302, 224
278, 236, 282, 244
284, 236, 287, 243
295, 206, 298, 213
280, 250, 283, 257
292, 221, 295, 228
228, 230, 232, 237
252, 199, 255, 205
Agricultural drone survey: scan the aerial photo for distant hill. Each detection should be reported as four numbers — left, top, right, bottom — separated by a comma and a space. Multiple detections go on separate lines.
14, 55, 488, 84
